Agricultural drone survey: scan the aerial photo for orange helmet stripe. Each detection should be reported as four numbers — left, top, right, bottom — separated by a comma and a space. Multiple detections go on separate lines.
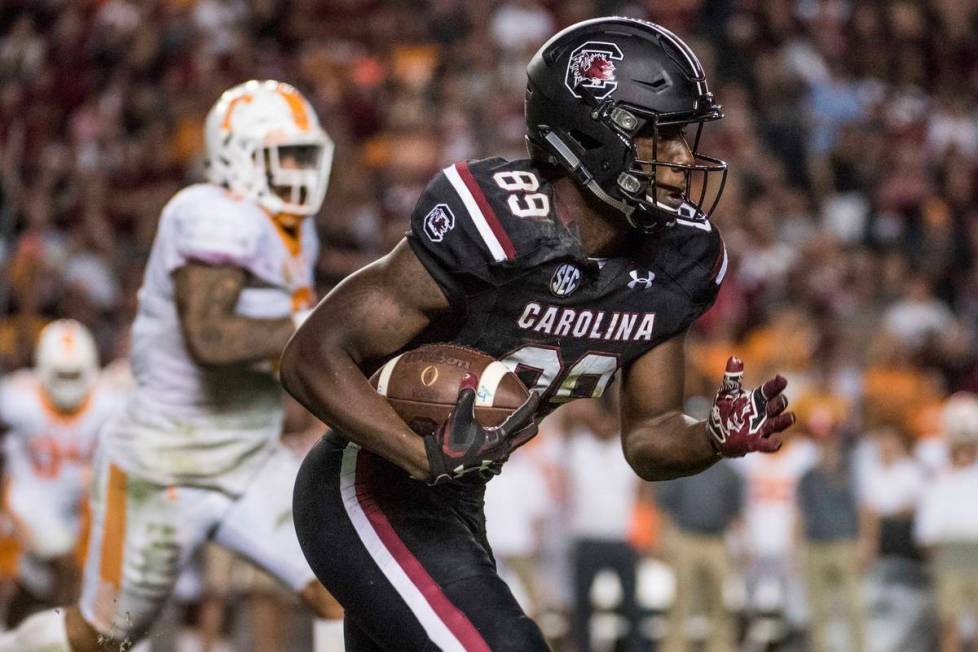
275, 86, 310, 131
221, 94, 254, 131
61, 328, 75, 352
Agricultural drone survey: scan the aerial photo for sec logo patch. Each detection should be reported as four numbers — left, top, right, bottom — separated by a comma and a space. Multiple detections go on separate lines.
550, 263, 582, 297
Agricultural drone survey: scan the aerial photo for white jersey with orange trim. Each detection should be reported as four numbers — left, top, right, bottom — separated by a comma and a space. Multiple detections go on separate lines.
0, 369, 122, 557
733, 439, 818, 558
101, 183, 318, 494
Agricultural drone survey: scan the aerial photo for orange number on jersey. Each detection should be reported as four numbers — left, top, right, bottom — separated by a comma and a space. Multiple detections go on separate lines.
28, 437, 84, 479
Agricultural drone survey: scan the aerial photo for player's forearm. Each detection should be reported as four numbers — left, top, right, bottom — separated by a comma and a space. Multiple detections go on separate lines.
280, 335, 429, 478
183, 315, 295, 367
174, 263, 298, 367
622, 411, 717, 481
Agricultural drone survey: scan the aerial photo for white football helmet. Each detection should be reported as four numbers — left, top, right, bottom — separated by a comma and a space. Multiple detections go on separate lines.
34, 319, 99, 412
942, 392, 978, 444
204, 80, 334, 217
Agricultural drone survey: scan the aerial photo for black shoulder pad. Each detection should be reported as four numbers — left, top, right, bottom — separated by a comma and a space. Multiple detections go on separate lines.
407, 158, 565, 305
406, 159, 518, 307
457, 158, 564, 259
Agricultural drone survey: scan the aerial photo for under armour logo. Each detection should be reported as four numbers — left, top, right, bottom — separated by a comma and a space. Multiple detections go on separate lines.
627, 271, 655, 289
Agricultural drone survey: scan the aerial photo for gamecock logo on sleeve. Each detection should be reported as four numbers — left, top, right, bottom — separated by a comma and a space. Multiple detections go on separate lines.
423, 204, 456, 242
565, 41, 624, 100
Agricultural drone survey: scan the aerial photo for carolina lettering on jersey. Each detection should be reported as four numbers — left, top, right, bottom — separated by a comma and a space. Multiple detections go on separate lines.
517, 302, 655, 341
406, 157, 725, 416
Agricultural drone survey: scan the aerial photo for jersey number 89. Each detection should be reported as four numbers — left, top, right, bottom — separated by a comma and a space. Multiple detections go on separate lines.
493, 171, 550, 218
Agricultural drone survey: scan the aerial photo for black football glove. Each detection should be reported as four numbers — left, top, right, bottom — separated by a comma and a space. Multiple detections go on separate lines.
423, 373, 540, 485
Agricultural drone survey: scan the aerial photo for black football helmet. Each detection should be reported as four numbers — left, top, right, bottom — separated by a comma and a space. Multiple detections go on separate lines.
526, 17, 727, 231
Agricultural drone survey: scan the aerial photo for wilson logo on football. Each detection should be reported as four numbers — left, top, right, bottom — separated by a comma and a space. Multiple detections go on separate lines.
550, 263, 582, 297
423, 204, 455, 242
565, 41, 624, 100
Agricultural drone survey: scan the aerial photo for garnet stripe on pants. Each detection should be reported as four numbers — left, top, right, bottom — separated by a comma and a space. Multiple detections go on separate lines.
338, 444, 490, 652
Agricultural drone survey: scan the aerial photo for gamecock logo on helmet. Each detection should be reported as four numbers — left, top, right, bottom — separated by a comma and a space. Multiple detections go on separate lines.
565, 41, 624, 100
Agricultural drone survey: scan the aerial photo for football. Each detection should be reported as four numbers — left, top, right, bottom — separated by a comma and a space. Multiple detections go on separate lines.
369, 343, 530, 437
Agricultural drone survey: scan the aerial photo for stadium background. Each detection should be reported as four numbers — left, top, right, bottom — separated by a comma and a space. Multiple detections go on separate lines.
1, 0, 977, 650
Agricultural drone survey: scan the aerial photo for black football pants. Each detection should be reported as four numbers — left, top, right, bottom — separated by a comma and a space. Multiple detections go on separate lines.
293, 433, 549, 651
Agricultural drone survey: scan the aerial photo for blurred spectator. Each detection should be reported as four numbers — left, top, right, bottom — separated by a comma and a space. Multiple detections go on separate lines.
0, 15, 44, 81
193, 0, 248, 57
490, 0, 554, 54
561, 399, 642, 652
657, 461, 743, 652
927, 95, 978, 161
915, 393, 978, 652
881, 274, 954, 354
805, 59, 867, 158
857, 426, 933, 652
734, 436, 817, 638
796, 409, 864, 652
916, 390, 978, 475
484, 442, 551, 619
858, 427, 925, 566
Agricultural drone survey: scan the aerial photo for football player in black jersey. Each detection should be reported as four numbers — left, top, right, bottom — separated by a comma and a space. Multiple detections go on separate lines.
283, 17, 795, 651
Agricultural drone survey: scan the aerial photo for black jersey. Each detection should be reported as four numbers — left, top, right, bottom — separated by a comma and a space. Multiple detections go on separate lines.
406, 157, 726, 417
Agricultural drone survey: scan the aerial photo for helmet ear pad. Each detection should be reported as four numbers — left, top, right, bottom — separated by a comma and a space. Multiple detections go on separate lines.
526, 83, 632, 192
527, 82, 659, 227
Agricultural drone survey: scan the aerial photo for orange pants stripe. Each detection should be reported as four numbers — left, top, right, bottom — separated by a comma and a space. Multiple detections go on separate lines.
98, 464, 127, 588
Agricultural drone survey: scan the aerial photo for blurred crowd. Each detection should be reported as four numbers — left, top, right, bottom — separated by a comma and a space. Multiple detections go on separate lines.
1, 0, 978, 650
495, 391, 978, 652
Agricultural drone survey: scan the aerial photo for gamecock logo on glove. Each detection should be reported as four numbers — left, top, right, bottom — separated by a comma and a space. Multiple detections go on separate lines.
707, 357, 796, 457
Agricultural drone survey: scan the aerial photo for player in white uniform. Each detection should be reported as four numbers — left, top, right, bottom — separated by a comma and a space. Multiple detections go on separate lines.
0, 320, 121, 623
0, 80, 343, 651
